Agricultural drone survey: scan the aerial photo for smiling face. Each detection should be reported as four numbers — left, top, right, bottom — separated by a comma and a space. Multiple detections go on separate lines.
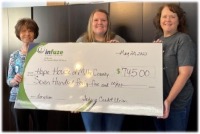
92, 11, 108, 38
160, 6, 179, 37
19, 26, 35, 44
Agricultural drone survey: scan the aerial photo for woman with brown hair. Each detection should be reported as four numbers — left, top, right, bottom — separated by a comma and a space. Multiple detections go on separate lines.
153, 3, 196, 131
7, 18, 48, 131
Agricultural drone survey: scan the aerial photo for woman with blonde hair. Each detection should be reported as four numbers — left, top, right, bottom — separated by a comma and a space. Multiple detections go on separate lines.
76, 9, 125, 131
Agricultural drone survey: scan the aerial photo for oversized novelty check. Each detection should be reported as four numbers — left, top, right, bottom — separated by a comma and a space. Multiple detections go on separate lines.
15, 43, 163, 116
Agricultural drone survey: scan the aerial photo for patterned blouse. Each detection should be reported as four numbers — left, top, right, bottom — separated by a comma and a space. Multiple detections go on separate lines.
7, 50, 26, 102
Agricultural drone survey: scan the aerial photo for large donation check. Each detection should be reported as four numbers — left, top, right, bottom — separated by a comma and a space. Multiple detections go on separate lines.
15, 42, 163, 116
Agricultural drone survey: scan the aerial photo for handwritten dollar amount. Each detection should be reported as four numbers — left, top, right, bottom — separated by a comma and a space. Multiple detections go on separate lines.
116, 67, 155, 78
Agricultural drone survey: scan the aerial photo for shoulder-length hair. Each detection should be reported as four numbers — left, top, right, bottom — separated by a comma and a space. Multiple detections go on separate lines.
153, 3, 187, 34
83, 9, 115, 42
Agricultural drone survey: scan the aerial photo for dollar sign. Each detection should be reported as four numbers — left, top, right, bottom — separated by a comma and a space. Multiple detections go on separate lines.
117, 68, 120, 74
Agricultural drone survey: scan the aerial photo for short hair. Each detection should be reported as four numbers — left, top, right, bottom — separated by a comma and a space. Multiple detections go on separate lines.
153, 3, 187, 33
15, 18, 39, 40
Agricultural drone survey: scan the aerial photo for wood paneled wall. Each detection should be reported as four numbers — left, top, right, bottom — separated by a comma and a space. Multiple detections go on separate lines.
2, 2, 198, 131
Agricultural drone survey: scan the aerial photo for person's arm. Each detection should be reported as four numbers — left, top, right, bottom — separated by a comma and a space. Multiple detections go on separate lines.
7, 53, 22, 87
76, 37, 83, 42
76, 34, 86, 43
160, 66, 193, 119
108, 35, 126, 43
